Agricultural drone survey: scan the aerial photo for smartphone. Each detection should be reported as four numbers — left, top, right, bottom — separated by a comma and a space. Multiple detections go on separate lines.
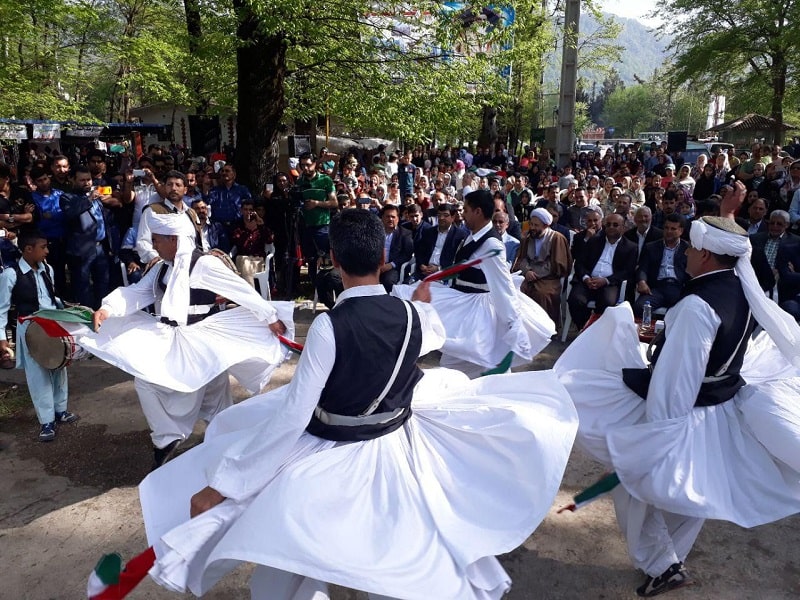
0, 230, 5, 238
97, 186, 113, 195
265, 183, 274, 193
132, 169, 146, 177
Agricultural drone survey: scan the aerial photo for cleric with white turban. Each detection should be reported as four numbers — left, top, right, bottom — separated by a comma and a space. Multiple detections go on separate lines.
529, 207, 553, 227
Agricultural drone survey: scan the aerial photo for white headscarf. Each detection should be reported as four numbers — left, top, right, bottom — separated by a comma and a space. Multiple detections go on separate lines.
690, 217, 800, 367
530, 207, 553, 226
150, 212, 198, 326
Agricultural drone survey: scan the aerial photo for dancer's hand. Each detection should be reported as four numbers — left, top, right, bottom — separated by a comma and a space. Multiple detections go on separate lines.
411, 280, 432, 303
190, 486, 226, 517
268, 320, 287, 335
92, 309, 109, 332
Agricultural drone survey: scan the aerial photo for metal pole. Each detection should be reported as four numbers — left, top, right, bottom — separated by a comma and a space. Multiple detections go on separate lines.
555, 0, 579, 167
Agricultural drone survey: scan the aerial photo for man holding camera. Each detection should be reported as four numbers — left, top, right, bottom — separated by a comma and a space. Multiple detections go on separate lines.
296, 152, 336, 284
231, 198, 274, 288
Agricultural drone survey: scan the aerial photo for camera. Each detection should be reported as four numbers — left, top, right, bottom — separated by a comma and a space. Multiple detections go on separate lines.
289, 186, 306, 209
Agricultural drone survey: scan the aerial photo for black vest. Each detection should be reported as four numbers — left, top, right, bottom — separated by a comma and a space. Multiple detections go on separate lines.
306, 295, 423, 441
452, 227, 501, 293
157, 249, 220, 325
624, 269, 755, 407
11, 263, 58, 318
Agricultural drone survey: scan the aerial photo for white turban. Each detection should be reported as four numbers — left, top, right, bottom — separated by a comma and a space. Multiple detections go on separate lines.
691, 217, 800, 367
530, 207, 553, 226
151, 213, 198, 327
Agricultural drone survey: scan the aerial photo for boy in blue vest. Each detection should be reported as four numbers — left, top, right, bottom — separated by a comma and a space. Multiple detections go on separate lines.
0, 230, 78, 441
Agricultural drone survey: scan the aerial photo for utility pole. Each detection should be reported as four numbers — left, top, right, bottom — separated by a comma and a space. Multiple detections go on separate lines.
555, 0, 579, 167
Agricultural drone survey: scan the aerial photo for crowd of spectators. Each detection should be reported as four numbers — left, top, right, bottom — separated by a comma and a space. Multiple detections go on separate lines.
3, 135, 800, 349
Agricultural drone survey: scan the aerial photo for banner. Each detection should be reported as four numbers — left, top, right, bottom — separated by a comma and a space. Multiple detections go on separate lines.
65, 125, 104, 138
0, 123, 28, 140
32, 123, 61, 140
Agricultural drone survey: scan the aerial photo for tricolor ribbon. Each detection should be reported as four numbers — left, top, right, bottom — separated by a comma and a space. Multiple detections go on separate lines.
19, 307, 94, 336
557, 472, 621, 513
422, 248, 503, 284
87, 547, 155, 599
278, 334, 304, 354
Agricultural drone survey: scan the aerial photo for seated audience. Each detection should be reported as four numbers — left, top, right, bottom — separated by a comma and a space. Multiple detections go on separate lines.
567, 213, 637, 329
512, 208, 572, 324
633, 213, 689, 317
415, 203, 468, 280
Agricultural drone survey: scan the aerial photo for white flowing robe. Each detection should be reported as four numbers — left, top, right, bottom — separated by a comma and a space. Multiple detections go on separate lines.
555, 301, 800, 528
393, 223, 555, 373
139, 285, 578, 599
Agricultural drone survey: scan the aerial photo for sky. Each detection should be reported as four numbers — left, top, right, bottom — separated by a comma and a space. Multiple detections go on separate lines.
600, 0, 661, 27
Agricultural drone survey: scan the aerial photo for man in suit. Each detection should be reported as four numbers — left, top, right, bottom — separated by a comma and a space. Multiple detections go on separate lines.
633, 213, 689, 317
567, 212, 638, 329
571, 206, 603, 267
415, 203, 468, 280
624, 206, 663, 258
745, 197, 769, 235
750, 209, 797, 294
379, 204, 413, 291
492, 211, 520, 268
401, 203, 432, 251
59, 165, 114, 309
777, 238, 800, 319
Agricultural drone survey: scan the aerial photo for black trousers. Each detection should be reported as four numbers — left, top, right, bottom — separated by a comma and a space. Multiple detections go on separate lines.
567, 280, 620, 329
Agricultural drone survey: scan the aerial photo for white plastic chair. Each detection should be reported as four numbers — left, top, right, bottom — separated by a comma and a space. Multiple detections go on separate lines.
399, 257, 416, 283
252, 250, 275, 301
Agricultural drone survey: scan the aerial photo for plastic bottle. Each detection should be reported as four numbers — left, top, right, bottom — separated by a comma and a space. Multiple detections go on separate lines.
642, 301, 652, 332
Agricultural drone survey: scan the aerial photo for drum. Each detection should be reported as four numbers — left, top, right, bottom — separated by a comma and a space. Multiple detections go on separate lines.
24, 321, 90, 369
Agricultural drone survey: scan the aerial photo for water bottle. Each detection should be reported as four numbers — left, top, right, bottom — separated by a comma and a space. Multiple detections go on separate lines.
642, 301, 652, 332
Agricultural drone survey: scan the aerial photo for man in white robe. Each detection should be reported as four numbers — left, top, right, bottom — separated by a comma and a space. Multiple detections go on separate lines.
93, 213, 287, 469
555, 181, 800, 597
139, 210, 577, 600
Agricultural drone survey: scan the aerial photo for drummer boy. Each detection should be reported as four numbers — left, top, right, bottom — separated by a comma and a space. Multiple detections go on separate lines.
0, 230, 78, 441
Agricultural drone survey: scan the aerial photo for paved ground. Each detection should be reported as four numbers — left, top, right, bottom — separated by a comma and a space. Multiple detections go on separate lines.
0, 304, 798, 599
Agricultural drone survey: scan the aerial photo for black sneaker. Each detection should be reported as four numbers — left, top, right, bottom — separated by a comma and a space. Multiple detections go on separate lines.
55, 411, 80, 424
39, 422, 56, 442
637, 562, 693, 597
151, 440, 181, 471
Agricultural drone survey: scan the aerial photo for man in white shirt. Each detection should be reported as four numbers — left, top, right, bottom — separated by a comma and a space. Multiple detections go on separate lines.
136, 171, 201, 267
93, 213, 287, 470
567, 213, 638, 329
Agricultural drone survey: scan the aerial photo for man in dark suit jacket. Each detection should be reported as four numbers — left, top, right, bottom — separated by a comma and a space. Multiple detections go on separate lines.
59, 165, 114, 309
415, 203, 468, 280
624, 206, 663, 259
567, 213, 637, 328
379, 204, 413, 291
744, 198, 769, 235
633, 213, 689, 317
776, 240, 800, 319
401, 203, 432, 251
571, 206, 603, 268
750, 210, 797, 294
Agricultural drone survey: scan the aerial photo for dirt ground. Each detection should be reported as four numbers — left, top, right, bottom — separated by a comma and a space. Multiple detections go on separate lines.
0, 304, 798, 600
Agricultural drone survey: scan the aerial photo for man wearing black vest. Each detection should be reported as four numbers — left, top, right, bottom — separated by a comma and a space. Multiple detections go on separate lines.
556, 183, 800, 597
178, 209, 578, 598
0, 231, 78, 442
93, 213, 287, 470
413, 189, 554, 376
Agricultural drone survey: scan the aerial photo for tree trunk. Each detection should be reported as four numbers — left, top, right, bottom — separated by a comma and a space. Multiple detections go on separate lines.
234, 2, 287, 192
183, 0, 209, 114
770, 57, 786, 145
479, 105, 498, 149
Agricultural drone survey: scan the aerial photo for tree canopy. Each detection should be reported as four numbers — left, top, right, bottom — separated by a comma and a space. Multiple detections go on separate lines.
656, 0, 800, 143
